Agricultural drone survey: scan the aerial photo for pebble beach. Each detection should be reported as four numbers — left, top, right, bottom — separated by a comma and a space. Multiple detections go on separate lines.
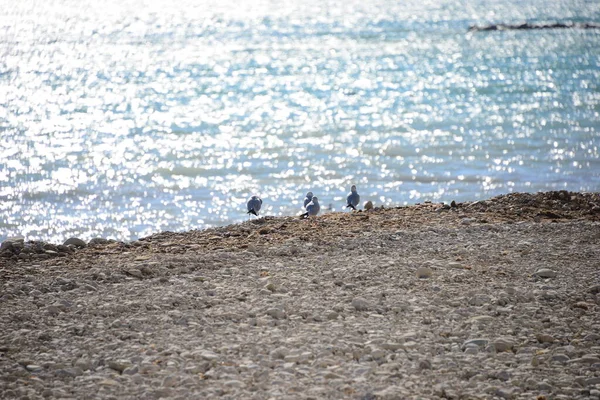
1, 191, 600, 399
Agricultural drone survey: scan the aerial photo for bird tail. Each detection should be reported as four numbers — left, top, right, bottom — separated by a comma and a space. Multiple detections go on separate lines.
299, 212, 309, 219
247, 209, 258, 216
346, 204, 356, 210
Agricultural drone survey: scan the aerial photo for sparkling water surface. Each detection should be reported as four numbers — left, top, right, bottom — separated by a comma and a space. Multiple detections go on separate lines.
1, 0, 600, 242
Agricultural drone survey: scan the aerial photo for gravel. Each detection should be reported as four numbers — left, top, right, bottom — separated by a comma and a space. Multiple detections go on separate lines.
1, 191, 599, 399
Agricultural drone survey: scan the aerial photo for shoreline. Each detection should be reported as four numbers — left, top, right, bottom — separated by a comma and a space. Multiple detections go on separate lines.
1, 190, 599, 399
2, 190, 599, 259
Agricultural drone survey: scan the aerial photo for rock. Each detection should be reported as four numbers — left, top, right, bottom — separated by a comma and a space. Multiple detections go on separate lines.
536, 333, 556, 343
381, 343, 403, 351
537, 382, 553, 391
418, 359, 432, 369
325, 311, 339, 320
364, 201, 374, 211
88, 238, 109, 246
99, 379, 119, 386
416, 266, 432, 279
55, 367, 84, 377
125, 269, 143, 278
463, 338, 489, 349
589, 285, 600, 294
45, 306, 62, 316
551, 354, 570, 363
492, 338, 515, 352
534, 269, 557, 278
569, 355, 600, 364
4, 236, 24, 245
573, 302, 592, 310
63, 237, 87, 248
0, 241, 14, 253
198, 350, 219, 361
469, 315, 494, 324
122, 366, 139, 375
108, 360, 131, 373
224, 380, 244, 388
266, 308, 286, 319
351, 297, 370, 311
25, 365, 43, 372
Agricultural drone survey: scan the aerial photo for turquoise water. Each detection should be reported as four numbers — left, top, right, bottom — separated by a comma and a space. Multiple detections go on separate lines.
1, 0, 600, 242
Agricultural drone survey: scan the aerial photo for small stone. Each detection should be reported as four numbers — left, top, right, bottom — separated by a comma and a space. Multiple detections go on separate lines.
351, 297, 370, 311
99, 379, 119, 386
0, 241, 14, 253
589, 285, 600, 294
536, 333, 556, 343
492, 338, 515, 352
495, 388, 514, 399
125, 269, 143, 278
89, 238, 109, 246
462, 338, 489, 349
199, 351, 219, 361
122, 366, 139, 375
25, 365, 43, 372
569, 355, 600, 364
416, 266, 432, 279
537, 382, 553, 391
326, 311, 339, 320
162, 375, 178, 387
534, 269, 557, 278
4, 236, 24, 245
108, 360, 131, 373
63, 237, 87, 248
583, 333, 600, 341
55, 368, 82, 378
573, 302, 591, 310
381, 343, 403, 351
224, 380, 244, 388
266, 308, 286, 319
469, 315, 494, 324
418, 359, 432, 369
551, 354, 570, 363
45, 306, 62, 316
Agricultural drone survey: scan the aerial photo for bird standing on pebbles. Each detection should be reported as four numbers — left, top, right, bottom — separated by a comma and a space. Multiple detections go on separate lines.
346, 185, 360, 210
301, 196, 320, 218
303, 191, 314, 208
247, 196, 262, 216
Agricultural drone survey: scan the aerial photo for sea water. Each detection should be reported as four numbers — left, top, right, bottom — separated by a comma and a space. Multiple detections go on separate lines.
1, 0, 599, 242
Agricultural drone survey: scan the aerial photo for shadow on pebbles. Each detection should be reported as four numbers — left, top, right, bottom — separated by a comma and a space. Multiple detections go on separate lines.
1, 191, 599, 399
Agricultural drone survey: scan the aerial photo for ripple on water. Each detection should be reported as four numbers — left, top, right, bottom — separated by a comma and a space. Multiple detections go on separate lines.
1, 0, 599, 242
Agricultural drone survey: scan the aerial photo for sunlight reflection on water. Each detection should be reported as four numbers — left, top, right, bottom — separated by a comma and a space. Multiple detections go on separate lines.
1, 0, 599, 242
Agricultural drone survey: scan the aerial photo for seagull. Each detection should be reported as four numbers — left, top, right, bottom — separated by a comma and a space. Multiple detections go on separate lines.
346, 185, 360, 210
303, 191, 314, 208
300, 196, 320, 218
247, 196, 262, 216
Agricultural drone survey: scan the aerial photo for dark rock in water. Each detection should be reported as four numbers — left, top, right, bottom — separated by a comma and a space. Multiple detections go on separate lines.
469, 22, 600, 32
63, 237, 87, 248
